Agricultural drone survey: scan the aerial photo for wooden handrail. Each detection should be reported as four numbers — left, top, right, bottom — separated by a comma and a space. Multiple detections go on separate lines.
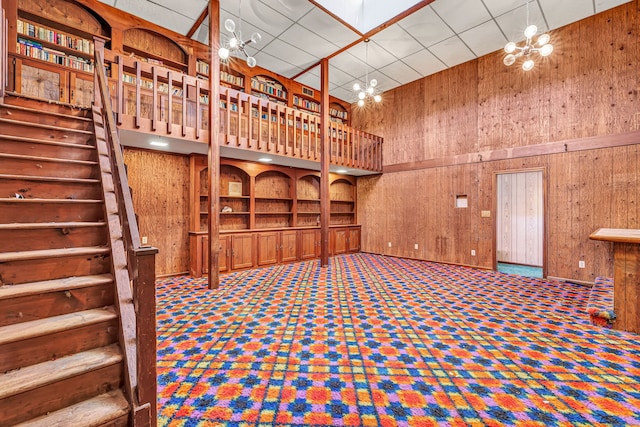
102, 50, 383, 173
0, 0, 6, 100
94, 45, 158, 426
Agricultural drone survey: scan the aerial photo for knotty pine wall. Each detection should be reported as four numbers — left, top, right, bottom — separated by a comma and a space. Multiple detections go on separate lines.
123, 149, 190, 276
354, 1, 639, 282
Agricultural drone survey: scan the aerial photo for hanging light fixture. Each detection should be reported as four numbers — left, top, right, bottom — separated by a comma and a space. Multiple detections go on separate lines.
218, 1, 261, 67
503, 0, 553, 71
353, 39, 382, 107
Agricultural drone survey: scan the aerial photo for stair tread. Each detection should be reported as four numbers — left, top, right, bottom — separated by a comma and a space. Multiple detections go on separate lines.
0, 152, 98, 166
0, 274, 113, 301
0, 173, 100, 183
1, 103, 93, 123
0, 307, 117, 345
0, 221, 106, 230
0, 197, 102, 204
0, 246, 110, 263
0, 133, 94, 149
0, 117, 93, 134
13, 389, 129, 427
0, 343, 122, 399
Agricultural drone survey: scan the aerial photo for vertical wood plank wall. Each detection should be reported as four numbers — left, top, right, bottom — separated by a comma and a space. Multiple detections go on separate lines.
123, 148, 190, 275
354, 1, 639, 282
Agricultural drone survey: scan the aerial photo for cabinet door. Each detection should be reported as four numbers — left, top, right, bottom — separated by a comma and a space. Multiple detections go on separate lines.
16, 58, 67, 102
69, 72, 94, 108
348, 227, 360, 253
219, 236, 229, 273
280, 230, 298, 262
331, 228, 348, 255
257, 232, 279, 266
231, 233, 254, 270
299, 229, 318, 260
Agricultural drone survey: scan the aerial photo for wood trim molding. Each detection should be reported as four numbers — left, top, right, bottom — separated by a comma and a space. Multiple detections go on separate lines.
383, 130, 640, 173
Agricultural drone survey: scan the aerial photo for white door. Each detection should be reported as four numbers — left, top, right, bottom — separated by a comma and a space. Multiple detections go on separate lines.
496, 171, 544, 267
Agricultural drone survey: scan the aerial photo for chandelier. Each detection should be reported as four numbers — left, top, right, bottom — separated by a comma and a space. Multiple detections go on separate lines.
353, 39, 381, 107
218, 1, 261, 68
503, 0, 553, 71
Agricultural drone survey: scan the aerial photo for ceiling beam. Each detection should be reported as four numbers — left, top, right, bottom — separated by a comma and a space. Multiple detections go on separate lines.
186, 6, 209, 39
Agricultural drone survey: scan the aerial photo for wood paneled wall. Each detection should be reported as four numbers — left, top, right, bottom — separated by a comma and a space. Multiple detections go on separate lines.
354, 1, 640, 282
123, 148, 190, 276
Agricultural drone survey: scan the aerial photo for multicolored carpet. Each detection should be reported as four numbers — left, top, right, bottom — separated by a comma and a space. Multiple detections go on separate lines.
156, 253, 640, 427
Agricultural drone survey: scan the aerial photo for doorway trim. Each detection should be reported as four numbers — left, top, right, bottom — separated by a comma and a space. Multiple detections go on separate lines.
493, 167, 547, 278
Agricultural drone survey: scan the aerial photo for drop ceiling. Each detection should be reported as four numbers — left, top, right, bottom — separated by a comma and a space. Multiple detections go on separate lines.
100, 0, 631, 103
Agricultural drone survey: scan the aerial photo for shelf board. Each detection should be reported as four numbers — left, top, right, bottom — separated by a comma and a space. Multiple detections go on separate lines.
331, 199, 354, 203
298, 211, 321, 215
255, 212, 293, 215
17, 34, 94, 60
123, 45, 187, 72
13, 53, 93, 75
221, 212, 250, 215
220, 195, 250, 199
18, 10, 111, 42
255, 197, 293, 201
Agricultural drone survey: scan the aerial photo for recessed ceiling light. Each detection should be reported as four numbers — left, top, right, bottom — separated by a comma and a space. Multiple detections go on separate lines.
335, 169, 348, 174
258, 157, 273, 162
150, 141, 168, 147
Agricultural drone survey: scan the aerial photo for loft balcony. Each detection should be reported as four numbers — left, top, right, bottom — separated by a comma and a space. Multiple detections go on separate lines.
103, 51, 383, 174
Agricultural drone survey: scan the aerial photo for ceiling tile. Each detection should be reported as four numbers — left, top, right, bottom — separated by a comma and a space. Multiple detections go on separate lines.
258, 0, 314, 21
98, 0, 116, 6
371, 24, 424, 60
261, 39, 317, 70
253, 52, 303, 77
396, 6, 454, 48
221, 0, 293, 38
429, 36, 477, 68
349, 70, 400, 93
328, 65, 357, 86
148, 0, 207, 19
431, 0, 492, 33
595, 0, 632, 13
277, 24, 339, 59
379, 60, 422, 86
220, 10, 276, 49
330, 52, 367, 76
496, 3, 549, 42
329, 86, 355, 103
298, 8, 360, 47
482, 0, 527, 18
402, 49, 447, 77
345, 41, 398, 70
538, 0, 592, 29
295, 72, 320, 90
113, 0, 194, 34
459, 20, 508, 58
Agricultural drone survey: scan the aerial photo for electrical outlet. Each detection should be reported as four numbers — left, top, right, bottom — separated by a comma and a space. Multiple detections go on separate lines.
471, 249, 476, 256
579, 260, 585, 269
388, 242, 392, 248
414, 243, 419, 250
142, 236, 148, 245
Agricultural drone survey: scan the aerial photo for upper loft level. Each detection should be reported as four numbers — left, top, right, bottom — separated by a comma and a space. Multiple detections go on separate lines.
0, 0, 383, 175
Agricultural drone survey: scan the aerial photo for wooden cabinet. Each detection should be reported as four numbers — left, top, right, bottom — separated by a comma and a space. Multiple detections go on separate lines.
331, 227, 360, 255
256, 230, 297, 266
299, 228, 320, 260
218, 235, 230, 273
231, 233, 254, 270
330, 177, 356, 225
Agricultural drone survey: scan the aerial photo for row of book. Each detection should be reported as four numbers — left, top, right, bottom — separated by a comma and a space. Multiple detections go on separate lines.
251, 77, 286, 99
329, 107, 348, 120
120, 73, 184, 96
17, 19, 93, 55
221, 70, 243, 87
293, 95, 320, 113
196, 60, 210, 75
17, 38, 93, 72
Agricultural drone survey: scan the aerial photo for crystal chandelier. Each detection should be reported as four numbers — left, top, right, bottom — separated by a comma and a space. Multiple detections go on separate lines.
353, 39, 381, 107
218, 1, 261, 67
503, 0, 553, 71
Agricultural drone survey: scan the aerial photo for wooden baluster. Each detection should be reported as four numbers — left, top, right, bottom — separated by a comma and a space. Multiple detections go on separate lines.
135, 60, 141, 128
151, 67, 158, 131
275, 105, 281, 154
195, 78, 201, 139
116, 56, 124, 125
167, 71, 173, 134
256, 98, 262, 150
181, 75, 187, 136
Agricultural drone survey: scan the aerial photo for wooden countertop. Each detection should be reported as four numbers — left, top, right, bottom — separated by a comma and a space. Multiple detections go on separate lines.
589, 228, 640, 244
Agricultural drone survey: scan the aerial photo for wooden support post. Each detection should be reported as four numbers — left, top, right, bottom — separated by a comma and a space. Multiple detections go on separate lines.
93, 37, 105, 107
208, 0, 221, 289
133, 246, 158, 427
320, 58, 330, 267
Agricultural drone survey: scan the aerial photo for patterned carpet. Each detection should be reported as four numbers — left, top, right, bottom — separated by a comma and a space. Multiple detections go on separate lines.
156, 253, 640, 427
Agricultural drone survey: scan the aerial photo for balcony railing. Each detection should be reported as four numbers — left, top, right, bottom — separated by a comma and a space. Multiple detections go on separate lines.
103, 51, 383, 173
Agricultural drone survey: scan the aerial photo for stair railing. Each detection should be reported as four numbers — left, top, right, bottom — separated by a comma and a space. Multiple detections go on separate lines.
0, 0, 7, 101
93, 39, 158, 427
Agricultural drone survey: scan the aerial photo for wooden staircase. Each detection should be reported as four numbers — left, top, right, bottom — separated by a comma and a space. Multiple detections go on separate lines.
0, 96, 133, 426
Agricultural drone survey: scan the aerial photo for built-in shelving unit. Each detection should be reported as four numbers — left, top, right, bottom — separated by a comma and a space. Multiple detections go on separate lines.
251, 74, 288, 104
122, 28, 188, 72
330, 178, 356, 225
296, 174, 320, 227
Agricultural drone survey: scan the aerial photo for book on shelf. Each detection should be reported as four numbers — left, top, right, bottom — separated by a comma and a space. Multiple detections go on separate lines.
17, 19, 94, 55
329, 107, 348, 120
221, 70, 243, 87
293, 95, 320, 113
251, 76, 286, 99
197, 60, 210, 75
17, 38, 93, 72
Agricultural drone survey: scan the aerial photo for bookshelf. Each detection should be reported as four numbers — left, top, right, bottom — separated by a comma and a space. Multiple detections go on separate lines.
251, 74, 287, 104
122, 28, 188, 72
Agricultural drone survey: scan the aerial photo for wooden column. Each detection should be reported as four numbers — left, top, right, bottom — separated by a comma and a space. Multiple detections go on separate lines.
320, 58, 330, 266
0, 0, 6, 101
208, 0, 221, 289
590, 228, 640, 333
